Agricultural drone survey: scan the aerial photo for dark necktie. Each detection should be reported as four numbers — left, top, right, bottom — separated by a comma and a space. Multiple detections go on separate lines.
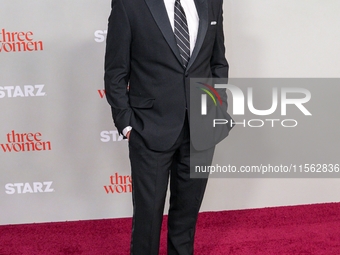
174, 0, 190, 68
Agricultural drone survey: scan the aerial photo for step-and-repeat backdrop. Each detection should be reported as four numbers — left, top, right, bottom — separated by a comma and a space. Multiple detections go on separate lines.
0, 1, 133, 224
1, 1, 340, 225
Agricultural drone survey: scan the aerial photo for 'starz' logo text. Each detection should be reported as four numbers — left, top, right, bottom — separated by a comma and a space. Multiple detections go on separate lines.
0, 85, 45, 98
5, 182, 54, 194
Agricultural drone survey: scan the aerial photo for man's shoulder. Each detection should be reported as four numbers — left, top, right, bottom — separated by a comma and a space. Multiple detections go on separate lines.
112, 0, 145, 9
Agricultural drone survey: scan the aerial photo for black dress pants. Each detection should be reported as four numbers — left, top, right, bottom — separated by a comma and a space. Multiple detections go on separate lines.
128, 118, 214, 255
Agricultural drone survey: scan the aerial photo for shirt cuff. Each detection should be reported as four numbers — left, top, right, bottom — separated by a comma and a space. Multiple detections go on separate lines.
122, 126, 132, 137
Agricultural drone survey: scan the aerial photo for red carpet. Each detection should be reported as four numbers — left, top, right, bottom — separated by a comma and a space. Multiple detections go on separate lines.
1, 203, 340, 255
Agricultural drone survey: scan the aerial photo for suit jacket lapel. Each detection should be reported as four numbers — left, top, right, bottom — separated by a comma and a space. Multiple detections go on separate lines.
187, 0, 208, 71
144, 0, 208, 70
144, 0, 183, 65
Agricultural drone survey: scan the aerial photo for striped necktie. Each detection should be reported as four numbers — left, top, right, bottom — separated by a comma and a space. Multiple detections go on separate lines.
174, 0, 190, 68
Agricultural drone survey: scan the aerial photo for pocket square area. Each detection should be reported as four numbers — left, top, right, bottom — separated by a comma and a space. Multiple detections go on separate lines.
210, 21, 217, 25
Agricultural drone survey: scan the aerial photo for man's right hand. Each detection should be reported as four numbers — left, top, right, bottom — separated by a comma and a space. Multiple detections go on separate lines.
126, 131, 131, 141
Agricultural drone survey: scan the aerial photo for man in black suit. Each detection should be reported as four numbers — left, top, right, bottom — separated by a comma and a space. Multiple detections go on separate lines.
104, 0, 232, 253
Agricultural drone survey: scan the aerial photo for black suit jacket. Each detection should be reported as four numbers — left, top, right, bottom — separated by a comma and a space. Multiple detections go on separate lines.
105, 0, 233, 151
